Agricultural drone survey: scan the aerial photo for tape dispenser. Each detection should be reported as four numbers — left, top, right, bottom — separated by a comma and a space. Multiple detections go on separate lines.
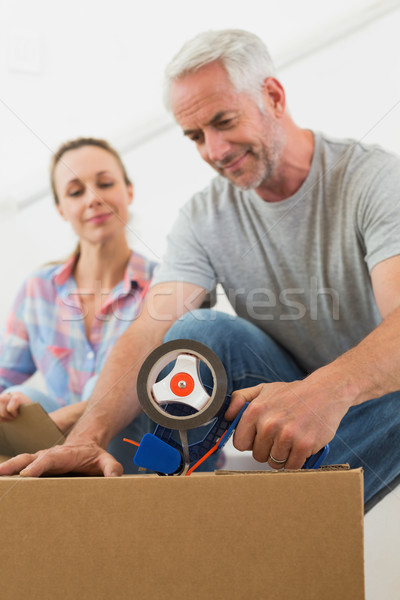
126, 339, 329, 476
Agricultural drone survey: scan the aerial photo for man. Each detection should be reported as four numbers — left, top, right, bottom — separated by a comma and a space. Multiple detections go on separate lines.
1, 30, 399, 508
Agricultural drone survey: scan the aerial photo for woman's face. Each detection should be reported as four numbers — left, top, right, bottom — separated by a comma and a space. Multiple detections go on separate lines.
53, 145, 133, 245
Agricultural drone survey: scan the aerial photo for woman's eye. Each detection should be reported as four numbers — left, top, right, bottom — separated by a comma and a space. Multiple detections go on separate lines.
68, 189, 83, 197
99, 181, 114, 189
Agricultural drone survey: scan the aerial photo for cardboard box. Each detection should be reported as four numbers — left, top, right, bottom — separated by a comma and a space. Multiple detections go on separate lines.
0, 403, 65, 456
0, 467, 364, 599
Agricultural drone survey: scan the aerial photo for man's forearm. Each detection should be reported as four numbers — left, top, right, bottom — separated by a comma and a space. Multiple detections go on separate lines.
306, 304, 400, 405
68, 320, 163, 447
67, 281, 208, 449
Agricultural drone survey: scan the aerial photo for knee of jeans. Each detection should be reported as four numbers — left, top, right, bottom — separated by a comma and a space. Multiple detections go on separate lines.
164, 309, 230, 343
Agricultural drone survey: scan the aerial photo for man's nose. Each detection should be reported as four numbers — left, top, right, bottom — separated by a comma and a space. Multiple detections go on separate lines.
204, 130, 231, 163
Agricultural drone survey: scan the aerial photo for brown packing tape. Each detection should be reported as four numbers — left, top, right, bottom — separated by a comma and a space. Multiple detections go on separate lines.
0, 402, 65, 456
137, 338, 228, 430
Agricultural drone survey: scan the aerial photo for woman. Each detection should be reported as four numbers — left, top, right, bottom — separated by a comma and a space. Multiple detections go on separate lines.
0, 137, 157, 472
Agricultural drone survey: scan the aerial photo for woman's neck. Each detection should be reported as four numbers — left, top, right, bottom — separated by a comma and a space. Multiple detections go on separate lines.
73, 237, 131, 291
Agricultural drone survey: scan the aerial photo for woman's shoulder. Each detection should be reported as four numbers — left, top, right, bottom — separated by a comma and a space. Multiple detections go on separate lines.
19, 262, 69, 295
31, 262, 64, 279
128, 250, 158, 281
9, 263, 63, 311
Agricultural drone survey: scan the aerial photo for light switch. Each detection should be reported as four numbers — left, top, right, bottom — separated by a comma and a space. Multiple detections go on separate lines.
7, 30, 42, 74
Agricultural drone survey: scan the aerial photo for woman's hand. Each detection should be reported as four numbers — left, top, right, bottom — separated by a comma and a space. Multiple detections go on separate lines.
0, 391, 33, 422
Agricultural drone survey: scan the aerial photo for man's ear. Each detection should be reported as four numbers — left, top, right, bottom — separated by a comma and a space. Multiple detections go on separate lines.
262, 77, 286, 116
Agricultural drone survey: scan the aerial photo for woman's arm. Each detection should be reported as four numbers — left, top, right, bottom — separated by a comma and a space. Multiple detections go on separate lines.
0, 282, 37, 392
49, 401, 88, 434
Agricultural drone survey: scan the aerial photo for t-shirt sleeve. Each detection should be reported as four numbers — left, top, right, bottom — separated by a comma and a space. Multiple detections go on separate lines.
356, 152, 400, 271
151, 205, 217, 292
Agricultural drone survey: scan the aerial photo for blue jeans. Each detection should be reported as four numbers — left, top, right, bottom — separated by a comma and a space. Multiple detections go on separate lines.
164, 309, 400, 507
7, 377, 154, 475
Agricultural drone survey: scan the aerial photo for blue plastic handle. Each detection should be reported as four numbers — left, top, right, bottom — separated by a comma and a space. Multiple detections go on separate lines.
302, 444, 330, 469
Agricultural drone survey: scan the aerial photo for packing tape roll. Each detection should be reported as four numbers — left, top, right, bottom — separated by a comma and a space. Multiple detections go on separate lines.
137, 339, 227, 430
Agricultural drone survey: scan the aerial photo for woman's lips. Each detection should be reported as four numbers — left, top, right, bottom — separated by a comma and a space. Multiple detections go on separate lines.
87, 212, 113, 224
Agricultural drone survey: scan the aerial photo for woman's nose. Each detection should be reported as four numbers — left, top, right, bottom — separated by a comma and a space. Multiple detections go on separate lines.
86, 187, 103, 206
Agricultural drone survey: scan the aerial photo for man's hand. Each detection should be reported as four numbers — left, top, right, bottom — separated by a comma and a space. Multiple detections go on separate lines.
0, 441, 123, 477
225, 378, 351, 469
0, 391, 33, 422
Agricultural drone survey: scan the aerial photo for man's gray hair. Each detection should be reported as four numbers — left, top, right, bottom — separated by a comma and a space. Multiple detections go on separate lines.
164, 29, 276, 110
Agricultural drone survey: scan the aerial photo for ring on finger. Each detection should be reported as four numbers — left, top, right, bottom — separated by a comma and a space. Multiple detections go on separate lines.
269, 452, 288, 464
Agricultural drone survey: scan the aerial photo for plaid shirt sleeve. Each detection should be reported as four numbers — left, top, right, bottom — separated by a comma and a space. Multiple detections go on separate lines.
0, 279, 37, 392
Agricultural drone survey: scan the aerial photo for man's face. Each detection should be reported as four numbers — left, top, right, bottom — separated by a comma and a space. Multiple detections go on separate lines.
170, 61, 286, 191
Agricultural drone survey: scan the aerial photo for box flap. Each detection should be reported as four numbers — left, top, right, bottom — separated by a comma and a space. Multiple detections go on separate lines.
0, 402, 65, 456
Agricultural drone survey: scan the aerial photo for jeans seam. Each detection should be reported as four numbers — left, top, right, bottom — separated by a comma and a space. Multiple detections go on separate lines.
232, 372, 277, 385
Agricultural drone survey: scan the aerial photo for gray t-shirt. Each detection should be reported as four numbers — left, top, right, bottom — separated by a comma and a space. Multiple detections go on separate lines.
152, 132, 400, 372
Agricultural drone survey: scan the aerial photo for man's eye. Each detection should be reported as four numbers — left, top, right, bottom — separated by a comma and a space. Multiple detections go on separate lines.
189, 134, 202, 143
219, 119, 232, 127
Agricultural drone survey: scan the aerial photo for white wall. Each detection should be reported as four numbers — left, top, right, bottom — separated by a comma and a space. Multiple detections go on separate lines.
1, 0, 400, 323
1, 0, 370, 203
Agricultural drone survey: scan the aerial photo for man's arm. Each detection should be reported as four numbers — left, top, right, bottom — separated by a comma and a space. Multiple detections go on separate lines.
225, 254, 400, 469
0, 281, 207, 477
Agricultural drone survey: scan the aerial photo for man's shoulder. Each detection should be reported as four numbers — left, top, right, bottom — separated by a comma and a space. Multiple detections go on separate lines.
317, 131, 400, 172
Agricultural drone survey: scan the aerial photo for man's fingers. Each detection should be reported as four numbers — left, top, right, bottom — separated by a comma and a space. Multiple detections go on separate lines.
100, 454, 124, 477
0, 439, 124, 478
224, 385, 262, 420
19, 447, 70, 477
231, 400, 263, 452
0, 453, 39, 476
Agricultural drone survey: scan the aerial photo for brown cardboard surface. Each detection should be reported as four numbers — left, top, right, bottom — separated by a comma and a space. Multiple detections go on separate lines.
0, 403, 65, 456
0, 468, 364, 600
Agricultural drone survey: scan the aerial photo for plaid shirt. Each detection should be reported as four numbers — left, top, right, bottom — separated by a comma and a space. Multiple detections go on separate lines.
0, 251, 157, 406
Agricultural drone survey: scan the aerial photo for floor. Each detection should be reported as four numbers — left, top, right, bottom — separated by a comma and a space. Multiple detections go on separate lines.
223, 440, 400, 600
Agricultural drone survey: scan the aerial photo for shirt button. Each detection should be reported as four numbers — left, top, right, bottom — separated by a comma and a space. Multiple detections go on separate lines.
87, 351, 94, 359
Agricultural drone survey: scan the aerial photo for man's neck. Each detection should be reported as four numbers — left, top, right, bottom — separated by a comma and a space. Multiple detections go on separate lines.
255, 128, 315, 203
